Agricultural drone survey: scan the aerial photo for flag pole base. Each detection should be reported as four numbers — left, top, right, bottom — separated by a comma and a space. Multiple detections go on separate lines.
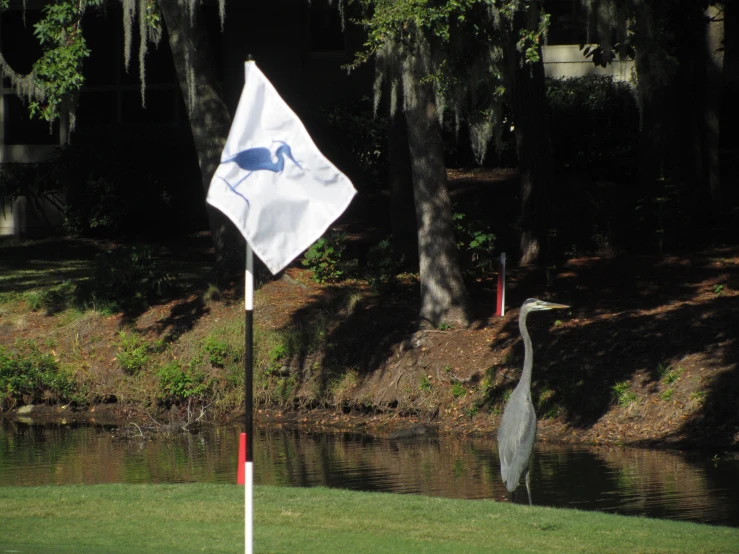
496, 253, 506, 317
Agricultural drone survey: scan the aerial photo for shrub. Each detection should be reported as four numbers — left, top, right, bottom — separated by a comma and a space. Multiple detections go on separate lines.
302, 230, 356, 283
365, 239, 403, 288
157, 361, 212, 402
116, 331, 154, 375
612, 381, 637, 406
266, 343, 288, 376
253, 323, 310, 381
200, 336, 233, 368
25, 281, 77, 314
0, 340, 77, 409
0, 162, 62, 219
453, 210, 496, 277
83, 246, 175, 311
275, 375, 297, 402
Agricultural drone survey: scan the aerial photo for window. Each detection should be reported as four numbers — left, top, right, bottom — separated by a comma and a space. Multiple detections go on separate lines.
0, 9, 60, 145
545, 0, 590, 46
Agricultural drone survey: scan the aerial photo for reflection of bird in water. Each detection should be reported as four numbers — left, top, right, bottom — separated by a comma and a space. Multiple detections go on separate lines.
218, 141, 302, 205
498, 298, 569, 505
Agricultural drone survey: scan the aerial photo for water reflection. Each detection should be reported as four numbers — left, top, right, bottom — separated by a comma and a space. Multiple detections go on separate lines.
2, 419, 738, 527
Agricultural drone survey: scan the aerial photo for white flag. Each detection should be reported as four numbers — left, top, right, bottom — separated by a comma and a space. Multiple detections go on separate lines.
206, 61, 357, 274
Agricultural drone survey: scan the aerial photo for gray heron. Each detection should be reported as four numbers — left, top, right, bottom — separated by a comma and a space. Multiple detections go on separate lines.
497, 298, 569, 505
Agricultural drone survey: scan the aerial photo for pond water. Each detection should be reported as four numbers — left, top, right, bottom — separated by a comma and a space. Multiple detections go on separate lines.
2, 419, 739, 527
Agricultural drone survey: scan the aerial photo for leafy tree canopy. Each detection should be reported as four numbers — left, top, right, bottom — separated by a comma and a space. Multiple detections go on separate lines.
0, 0, 223, 129
346, 0, 549, 163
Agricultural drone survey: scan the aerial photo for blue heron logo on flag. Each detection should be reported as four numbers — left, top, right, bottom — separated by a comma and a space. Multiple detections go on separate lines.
218, 141, 302, 206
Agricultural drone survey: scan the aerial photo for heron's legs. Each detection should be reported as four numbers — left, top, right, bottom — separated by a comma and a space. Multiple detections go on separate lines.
525, 470, 532, 506
217, 176, 252, 206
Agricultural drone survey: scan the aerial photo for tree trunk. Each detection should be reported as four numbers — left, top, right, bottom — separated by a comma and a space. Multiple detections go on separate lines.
725, 1, 738, 146
404, 79, 472, 328
704, 3, 724, 219
504, 9, 554, 267
669, 7, 706, 218
159, 0, 239, 269
632, 1, 671, 198
388, 111, 418, 267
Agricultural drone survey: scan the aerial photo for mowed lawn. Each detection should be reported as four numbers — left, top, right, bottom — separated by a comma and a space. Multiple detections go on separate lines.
1, 484, 737, 553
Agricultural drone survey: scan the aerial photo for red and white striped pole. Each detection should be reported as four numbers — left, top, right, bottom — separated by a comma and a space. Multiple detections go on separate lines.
237, 243, 254, 554
496, 253, 506, 317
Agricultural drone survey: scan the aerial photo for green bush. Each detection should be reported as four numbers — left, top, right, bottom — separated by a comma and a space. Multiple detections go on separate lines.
0, 162, 59, 197
201, 336, 235, 368
0, 340, 77, 409
157, 361, 212, 402
365, 239, 403, 288
612, 381, 637, 406
453, 210, 496, 277
303, 233, 406, 287
116, 331, 155, 375
0, 163, 65, 234
266, 343, 288, 376
84, 246, 175, 312
62, 176, 124, 235
302, 230, 356, 283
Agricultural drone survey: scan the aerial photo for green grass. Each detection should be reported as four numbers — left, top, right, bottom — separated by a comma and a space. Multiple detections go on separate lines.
1, 484, 737, 553
612, 381, 638, 406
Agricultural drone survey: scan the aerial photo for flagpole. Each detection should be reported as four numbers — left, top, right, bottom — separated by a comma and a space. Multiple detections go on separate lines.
245, 242, 254, 554
205, 60, 357, 551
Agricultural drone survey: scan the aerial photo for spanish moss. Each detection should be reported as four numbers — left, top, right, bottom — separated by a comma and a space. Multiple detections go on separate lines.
185, 48, 196, 116
122, 0, 136, 71
0, 54, 43, 104
363, 5, 513, 166
138, 0, 147, 106
187, 0, 197, 26
219, 0, 226, 30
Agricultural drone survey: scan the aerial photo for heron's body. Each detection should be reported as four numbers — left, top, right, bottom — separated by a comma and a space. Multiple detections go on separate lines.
498, 383, 537, 494
497, 298, 568, 505
223, 143, 300, 174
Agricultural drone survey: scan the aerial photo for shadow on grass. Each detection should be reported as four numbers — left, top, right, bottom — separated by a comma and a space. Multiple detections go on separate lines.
0, 235, 220, 333
0, 237, 104, 296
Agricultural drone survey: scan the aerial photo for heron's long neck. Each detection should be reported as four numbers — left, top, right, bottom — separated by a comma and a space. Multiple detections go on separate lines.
274, 148, 286, 172
517, 310, 534, 394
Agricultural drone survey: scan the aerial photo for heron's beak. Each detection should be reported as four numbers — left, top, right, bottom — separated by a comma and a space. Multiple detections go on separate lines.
543, 302, 569, 310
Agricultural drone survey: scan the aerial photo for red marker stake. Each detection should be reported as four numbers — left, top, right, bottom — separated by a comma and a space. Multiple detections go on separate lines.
237, 432, 246, 485
496, 253, 506, 317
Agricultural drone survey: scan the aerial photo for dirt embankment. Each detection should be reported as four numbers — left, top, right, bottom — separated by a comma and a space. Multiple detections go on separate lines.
247, 246, 739, 449
7, 244, 737, 450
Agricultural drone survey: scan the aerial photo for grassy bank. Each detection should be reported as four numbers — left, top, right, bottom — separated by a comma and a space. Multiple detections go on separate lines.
1, 484, 737, 553
2, 235, 739, 447
0, 235, 404, 421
